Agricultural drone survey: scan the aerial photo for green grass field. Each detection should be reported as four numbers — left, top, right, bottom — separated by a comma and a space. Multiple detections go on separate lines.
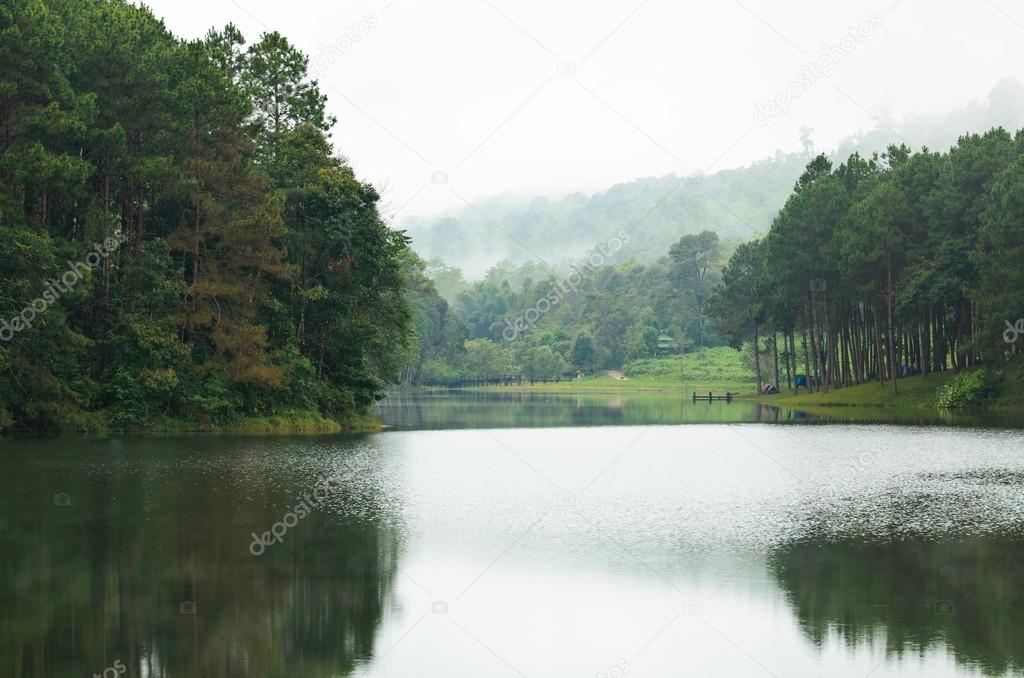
473, 347, 1024, 416
753, 372, 958, 410
746, 361, 1024, 415
481, 347, 757, 394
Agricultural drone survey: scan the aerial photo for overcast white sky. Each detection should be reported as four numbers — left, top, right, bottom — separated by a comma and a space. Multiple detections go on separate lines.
148, 0, 1024, 221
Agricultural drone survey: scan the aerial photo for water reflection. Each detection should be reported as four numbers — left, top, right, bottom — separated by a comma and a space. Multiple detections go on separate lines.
0, 436, 400, 678
3, 417, 1024, 677
377, 390, 1024, 430
769, 540, 1024, 676
378, 390, 771, 429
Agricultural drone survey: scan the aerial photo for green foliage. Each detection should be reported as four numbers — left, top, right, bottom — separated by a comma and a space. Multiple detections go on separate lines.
709, 130, 1024, 396
0, 1, 413, 432
624, 347, 757, 383
425, 258, 470, 302
521, 345, 570, 379
419, 358, 461, 383
977, 154, 1024, 347
406, 242, 736, 380
571, 334, 596, 372
936, 370, 999, 409
462, 339, 516, 378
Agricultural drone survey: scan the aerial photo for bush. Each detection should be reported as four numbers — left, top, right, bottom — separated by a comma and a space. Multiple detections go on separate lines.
419, 359, 460, 383
521, 345, 570, 379
936, 370, 999, 408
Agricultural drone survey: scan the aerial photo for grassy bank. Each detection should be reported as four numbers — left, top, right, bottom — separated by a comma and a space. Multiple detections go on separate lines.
748, 360, 1024, 414
478, 347, 757, 394
218, 411, 381, 434
148, 410, 381, 435
3, 409, 381, 437
755, 372, 958, 410
468, 346, 1024, 419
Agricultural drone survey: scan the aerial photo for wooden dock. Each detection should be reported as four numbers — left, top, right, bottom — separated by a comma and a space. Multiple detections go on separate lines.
691, 391, 734, 403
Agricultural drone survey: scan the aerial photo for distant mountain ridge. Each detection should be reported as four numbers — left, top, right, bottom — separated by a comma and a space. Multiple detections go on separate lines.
405, 78, 1024, 277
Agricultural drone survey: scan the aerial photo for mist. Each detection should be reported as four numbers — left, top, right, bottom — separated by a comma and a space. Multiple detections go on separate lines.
148, 0, 1024, 223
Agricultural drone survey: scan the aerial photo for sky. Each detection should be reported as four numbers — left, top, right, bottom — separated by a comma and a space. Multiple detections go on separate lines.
147, 0, 1024, 223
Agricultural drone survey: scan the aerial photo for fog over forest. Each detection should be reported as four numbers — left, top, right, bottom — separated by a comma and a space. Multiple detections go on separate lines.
5, 3, 1024, 678
407, 78, 1024, 277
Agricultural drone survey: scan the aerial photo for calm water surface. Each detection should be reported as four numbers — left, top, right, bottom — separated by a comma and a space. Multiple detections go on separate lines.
2, 392, 1023, 677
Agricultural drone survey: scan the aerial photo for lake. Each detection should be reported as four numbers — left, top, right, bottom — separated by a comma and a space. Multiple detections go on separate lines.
2, 392, 1023, 677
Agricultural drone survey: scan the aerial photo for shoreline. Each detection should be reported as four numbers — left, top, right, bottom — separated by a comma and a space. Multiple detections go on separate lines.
0, 411, 383, 438
401, 368, 1024, 421
7, 369, 1022, 437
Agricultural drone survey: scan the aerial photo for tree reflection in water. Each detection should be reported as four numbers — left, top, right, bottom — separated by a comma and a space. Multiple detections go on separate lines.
769, 539, 1024, 676
0, 436, 400, 678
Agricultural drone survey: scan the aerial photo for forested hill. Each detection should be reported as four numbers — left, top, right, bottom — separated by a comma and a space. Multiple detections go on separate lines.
0, 0, 412, 432
407, 78, 1024, 277
407, 156, 807, 277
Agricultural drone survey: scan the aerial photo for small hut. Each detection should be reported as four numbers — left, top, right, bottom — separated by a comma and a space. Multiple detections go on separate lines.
657, 332, 679, 354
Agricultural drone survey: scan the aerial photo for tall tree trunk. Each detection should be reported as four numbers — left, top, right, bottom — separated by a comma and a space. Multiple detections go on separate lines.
784, 330, 794, 391
821, 291, 837, 390
841, 319, 852, 387
40, 185, 49, 232
887, 266, 898, 395
809, 296, 821, 392
772, 333, 780, 387
873, 301, 885, 388
920, 308, 930, 378
753, 323, 763, 395
851, 304, 863, 384
136, 187, 145, 253
102, 174, 111, 300
801, 328, 811, 393
187, 179, 201, 343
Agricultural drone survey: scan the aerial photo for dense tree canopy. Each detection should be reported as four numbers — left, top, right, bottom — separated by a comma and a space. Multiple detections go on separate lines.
408, 128, 1024, 392
709, 130, 1024, 393
6, 0, 1023, 423
0, 0, 412, 431
401, 241, 733, 383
